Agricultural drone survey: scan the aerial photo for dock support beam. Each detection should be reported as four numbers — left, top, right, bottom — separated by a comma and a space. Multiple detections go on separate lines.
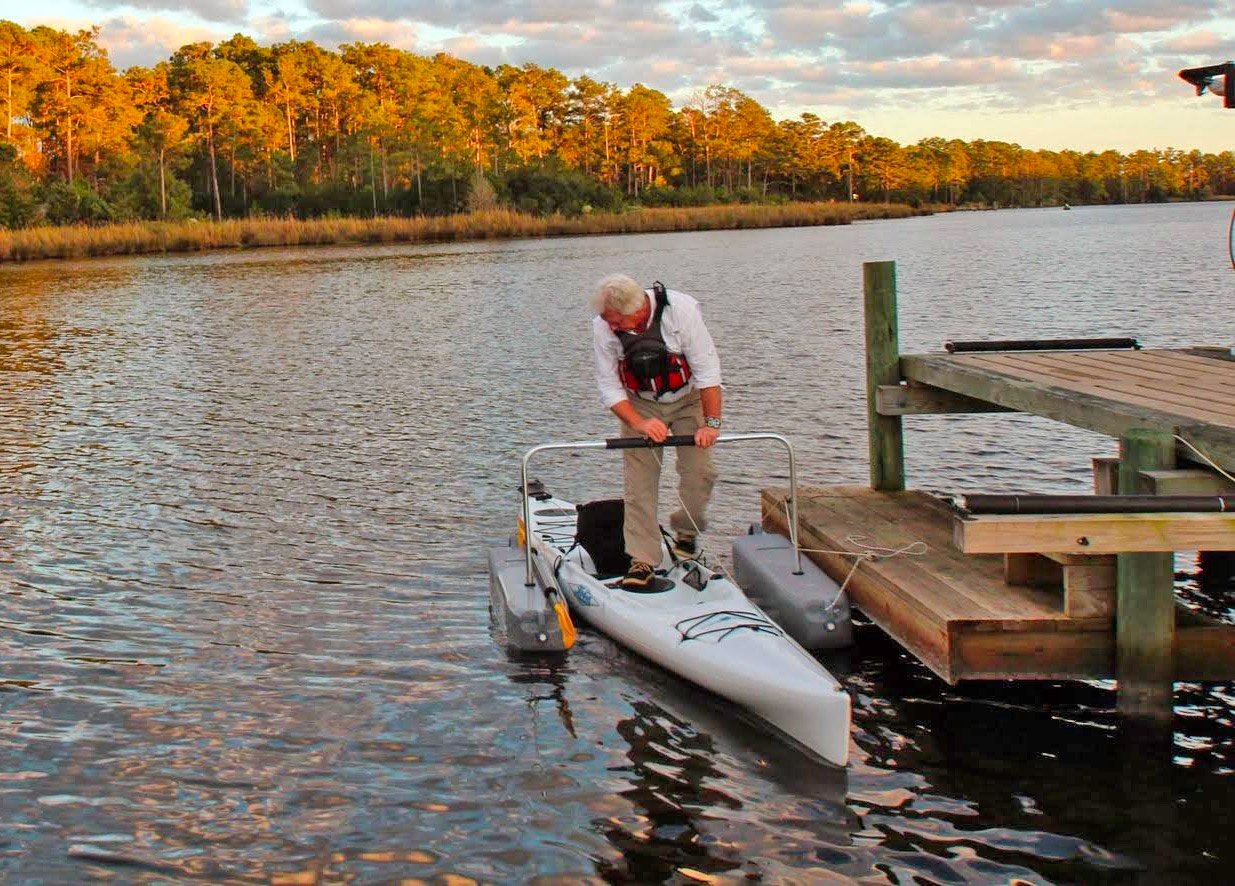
864, 261, 905, 491
1116, 428, 1177, 719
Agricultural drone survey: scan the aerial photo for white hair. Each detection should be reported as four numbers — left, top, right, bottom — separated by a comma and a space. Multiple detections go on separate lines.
591, 274, 646, 316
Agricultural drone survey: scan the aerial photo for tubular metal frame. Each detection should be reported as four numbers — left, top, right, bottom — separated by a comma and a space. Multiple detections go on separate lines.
520, 432, 802, 586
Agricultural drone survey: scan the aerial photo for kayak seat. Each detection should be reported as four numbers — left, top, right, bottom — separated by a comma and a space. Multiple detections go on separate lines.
575, 499, 632, 576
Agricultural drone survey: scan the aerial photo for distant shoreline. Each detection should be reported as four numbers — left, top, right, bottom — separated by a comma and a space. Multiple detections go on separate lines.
0, 203, 932, 264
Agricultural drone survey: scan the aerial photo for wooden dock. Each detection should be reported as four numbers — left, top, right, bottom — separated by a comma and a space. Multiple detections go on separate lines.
763, 485, 1235, 684
892, 347, 1235, 475
769, 261, 1235, 715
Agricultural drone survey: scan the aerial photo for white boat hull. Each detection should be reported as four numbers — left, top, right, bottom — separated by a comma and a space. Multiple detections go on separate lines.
525, 494, 851, 766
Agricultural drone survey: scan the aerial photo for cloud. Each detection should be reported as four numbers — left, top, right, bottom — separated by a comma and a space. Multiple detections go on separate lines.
95, 15, 227, 70
1104, 9, 1186, 33
725, 55, 830, 81
686, 4, 719, 24
247, 13, 293, 45
1156, 29, 1228, 54
763, 3, 886, 47
302, 18, 421, 51
82, 0, 249, 25
843, 55, 1023, 89
303, 0, 650, 29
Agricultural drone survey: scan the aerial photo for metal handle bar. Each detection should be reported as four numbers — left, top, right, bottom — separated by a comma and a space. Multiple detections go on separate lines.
521, 432, 802, 586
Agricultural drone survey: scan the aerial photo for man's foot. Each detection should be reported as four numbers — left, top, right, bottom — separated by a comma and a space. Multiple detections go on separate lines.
671, 533, 699, 560
621, 561, 655, 589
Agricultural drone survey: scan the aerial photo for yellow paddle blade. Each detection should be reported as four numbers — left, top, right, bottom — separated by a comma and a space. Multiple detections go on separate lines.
517, 517, 526, 546
552, 596, 578, 649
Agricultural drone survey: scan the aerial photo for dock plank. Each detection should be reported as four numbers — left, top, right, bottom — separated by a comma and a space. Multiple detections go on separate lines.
1006, 353, 1235, 418
856, 489, 1065, 618
766, 493, 955, 677
785, 487, 1083, 619
790, 489, 994, 620
900, 352, 1235, 477
901, 353, 1184, 436
1098, 349, 1235, 378
1142, 349, 1235, 374
952, 627, 1115, 680
1013, 353, 1235, 409
965, 354, 1235, 426
957, 511, 1235, 554
965, 351, 1235, 423
843, 335, 1235, 686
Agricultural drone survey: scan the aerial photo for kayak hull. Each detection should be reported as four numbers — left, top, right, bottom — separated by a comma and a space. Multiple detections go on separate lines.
524, 493, 851, 766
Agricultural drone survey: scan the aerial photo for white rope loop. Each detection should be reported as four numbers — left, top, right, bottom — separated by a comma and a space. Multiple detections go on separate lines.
782, 501, 928, 608
1173, 434, 1235, 487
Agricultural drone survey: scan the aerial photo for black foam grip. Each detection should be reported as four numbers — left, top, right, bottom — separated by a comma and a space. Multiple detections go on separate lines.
605, 434, 697, 449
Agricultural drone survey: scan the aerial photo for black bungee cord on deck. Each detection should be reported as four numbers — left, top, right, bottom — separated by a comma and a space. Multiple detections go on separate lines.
675, 610, 783, 643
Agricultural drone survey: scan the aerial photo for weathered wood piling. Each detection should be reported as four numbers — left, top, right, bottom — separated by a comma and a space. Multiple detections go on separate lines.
1116, 429, 1177, 718
863, 261, 904, 493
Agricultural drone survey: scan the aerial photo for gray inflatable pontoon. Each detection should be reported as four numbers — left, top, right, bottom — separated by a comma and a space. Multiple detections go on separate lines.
488, 539, 572, 651
732, 526, 852, 650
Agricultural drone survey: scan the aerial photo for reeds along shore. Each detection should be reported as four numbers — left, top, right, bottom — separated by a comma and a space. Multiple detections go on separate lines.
0, 203, 928, 262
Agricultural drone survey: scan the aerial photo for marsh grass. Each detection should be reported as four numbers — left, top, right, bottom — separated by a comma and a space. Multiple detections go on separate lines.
0, 202, 928, 262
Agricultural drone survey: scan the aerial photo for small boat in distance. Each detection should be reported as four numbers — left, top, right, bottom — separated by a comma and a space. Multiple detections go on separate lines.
1063, 203, 1072, 210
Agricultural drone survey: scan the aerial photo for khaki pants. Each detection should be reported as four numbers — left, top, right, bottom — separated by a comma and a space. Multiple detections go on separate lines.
619, 390, 718, 566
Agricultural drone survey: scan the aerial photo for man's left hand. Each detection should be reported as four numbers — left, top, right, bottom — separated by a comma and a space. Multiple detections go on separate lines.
695, 426, 720, 448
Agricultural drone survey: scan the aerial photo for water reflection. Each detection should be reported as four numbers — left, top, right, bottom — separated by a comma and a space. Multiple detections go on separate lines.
598, 699, 750, 882
1, 203, 1233, 882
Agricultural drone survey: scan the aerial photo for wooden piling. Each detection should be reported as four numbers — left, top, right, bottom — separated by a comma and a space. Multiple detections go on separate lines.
864, 261, 905, 491
1116, 428, 1177, 719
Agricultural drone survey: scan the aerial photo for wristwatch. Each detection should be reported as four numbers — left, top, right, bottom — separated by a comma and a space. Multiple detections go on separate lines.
704, 416, 722, 430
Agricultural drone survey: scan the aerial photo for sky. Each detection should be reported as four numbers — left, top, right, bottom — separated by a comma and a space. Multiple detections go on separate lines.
14, 0, 1235, 153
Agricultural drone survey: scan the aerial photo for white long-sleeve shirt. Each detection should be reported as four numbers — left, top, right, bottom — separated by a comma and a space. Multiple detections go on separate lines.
592, 288, 722, 408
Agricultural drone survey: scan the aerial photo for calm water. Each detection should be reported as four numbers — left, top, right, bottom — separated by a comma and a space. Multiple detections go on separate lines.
1, 202, 1232, 884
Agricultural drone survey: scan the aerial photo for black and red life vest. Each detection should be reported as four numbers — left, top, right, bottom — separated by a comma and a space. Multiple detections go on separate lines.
616, 282, 693, 398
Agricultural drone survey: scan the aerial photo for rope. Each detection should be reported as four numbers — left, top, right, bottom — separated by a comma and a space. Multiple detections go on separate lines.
780, 498, 927, 610
651, 445, 738, 580
1174, 434, 1235, 487
652, 444, 928, 611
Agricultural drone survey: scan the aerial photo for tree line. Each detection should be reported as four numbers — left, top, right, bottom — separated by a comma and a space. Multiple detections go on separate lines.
1, 20, 1232, 228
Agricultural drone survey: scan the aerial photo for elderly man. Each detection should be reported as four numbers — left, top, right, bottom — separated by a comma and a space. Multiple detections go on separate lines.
591, 274, 723, 589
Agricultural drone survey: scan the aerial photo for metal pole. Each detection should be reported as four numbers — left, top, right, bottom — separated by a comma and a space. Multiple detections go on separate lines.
520, 432, 802, 584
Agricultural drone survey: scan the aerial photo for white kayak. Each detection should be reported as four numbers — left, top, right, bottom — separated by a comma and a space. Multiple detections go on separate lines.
523, 481, 852, 767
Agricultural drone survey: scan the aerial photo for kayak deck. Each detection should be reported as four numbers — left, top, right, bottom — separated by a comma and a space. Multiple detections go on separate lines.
520, 492, 852, 766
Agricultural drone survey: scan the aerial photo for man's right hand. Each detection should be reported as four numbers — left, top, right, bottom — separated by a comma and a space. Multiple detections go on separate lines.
637, 417, 669, 442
